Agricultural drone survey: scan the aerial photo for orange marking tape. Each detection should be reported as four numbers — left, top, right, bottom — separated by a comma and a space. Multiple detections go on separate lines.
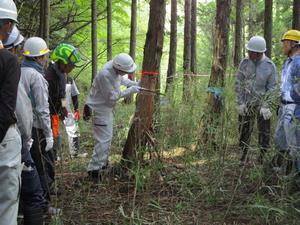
140, 71, 159, 75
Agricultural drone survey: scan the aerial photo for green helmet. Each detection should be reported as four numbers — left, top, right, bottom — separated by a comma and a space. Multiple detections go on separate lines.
51, 43, 81, 65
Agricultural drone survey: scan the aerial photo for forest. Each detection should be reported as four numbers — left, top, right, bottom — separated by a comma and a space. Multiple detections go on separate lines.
14, 0, 300, 224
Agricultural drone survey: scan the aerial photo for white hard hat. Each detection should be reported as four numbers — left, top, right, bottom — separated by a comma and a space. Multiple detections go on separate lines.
23, 37, 50, 57
0, 0, 18, 23
3, 26, 20, 49
113, 53, 137, 73
14, 33, 24, 47
246, 36, 267, 53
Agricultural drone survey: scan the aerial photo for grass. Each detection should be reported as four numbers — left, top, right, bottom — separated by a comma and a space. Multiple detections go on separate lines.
41, 74, 300, 225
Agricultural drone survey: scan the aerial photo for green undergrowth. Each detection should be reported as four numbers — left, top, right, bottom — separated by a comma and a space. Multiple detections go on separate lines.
48, 75, 300, 225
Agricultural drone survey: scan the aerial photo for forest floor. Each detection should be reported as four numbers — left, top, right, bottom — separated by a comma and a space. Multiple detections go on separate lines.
44, 139, 300, 225
18, 80, 300, 224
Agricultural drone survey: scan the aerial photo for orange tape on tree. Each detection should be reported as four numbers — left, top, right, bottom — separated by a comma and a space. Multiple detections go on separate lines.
140, 71, 159, 75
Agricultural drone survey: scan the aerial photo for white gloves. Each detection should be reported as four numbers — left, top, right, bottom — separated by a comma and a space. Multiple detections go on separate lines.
238, 104, 247, 116
128, 85, 141, 94
260, 107, 272, 120
45, 136, 54, 152
122, 85, 141, 98
26, 138, 34, 150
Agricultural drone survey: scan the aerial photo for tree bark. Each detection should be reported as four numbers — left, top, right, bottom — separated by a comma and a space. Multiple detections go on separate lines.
91, 0, 98, 84
208, 0, 231, 101
43, 0, 50, 44
248, 0, 255, 39
293, 0, 300, 29
39, 0, 44, 37
264, 0, 273, 58
129, 0, 137, 61
107, 0, 112, 61
201, 0, 231, 145
39, 0, 50, 44
183, 0, 192, 101
122, 0, 166, 165
124, 0, 138, 104
165, 0, 177, 93
190, 0, 197, 75
234, 0, 243, 67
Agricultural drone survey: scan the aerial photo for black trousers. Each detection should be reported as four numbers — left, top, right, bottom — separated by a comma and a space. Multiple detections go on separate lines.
238, 110, 270, 162
30, 127, 55, 201
21, 138, 48, 210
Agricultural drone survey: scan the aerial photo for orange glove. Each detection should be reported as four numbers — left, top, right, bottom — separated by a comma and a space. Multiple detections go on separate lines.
51, 114, 60, 138
74, 110, 80, 121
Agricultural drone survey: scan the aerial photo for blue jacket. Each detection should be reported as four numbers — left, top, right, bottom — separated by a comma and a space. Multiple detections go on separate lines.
290, 54, 300, 104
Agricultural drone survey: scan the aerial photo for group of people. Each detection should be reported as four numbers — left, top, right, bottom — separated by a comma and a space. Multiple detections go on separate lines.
0, 1, 141, 224
235, 30, 300, 182
1, 0, 300, 224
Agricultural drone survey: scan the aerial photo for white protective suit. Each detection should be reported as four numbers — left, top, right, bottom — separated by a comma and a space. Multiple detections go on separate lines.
20, 67, 52, 139
86, 61, 138, 171
64, 80, 80, 156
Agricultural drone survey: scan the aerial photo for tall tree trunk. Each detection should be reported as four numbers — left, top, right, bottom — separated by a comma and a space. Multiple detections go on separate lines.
293, 0, 300, 29
43, 0, 50, 44
39, 0, 50, 43
190, 0, 197, 75
201, 0, 231, 145
242, 19, 246, 57
165, 0, 177, 93
124, 0, 138, 104
122, 0, 166, 165
91, 0, 98, 84
248, 0, 255, 39
107, 0, 112, 61
129, 0, 137, 61
183, 0, 192, 101
234, 0, 243, 67
264, 0, 273, 58
39, 0, 44, 37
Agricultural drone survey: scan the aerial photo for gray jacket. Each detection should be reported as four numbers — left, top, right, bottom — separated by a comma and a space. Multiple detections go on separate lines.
16, 82, 33, 140
235, 55, 277, 107
20, 67, 52, 138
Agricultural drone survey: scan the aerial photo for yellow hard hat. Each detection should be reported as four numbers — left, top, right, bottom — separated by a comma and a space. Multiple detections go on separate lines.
281, 29, 300, 42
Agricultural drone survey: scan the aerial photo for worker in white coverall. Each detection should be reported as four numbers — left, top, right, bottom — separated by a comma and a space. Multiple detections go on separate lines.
84, 53, 141, 180
20, 37, 54, 201
0, 1, 22, 224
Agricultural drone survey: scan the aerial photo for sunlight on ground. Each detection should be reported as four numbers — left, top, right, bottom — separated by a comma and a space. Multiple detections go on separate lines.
162, 147, 187, 158
109, 144, 206, 167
